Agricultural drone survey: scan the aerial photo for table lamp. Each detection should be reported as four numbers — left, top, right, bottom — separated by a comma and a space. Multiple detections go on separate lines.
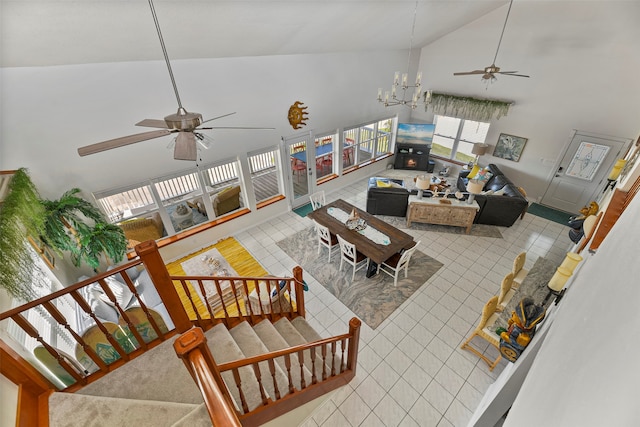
545, 266, 573, 305
466, 179, 484, 204
415, 175, 430, 199
471, 144, 489, 163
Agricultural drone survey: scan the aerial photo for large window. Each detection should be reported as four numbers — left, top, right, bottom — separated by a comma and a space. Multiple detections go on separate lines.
431, 115, 490, 164
248, 147, 283, 203
343, 117, 395, 169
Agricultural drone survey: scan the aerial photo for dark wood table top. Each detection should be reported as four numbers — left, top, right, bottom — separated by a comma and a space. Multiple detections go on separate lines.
307, 199, 415, 264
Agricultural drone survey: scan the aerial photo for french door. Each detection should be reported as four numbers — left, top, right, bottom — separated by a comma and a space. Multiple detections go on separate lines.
282, 132, 317, 209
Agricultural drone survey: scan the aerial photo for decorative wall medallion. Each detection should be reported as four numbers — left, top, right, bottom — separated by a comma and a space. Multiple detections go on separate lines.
287, 101, 309, 129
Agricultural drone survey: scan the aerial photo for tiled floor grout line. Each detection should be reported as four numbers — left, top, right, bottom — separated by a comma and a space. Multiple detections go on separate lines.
234, 175, 572, 426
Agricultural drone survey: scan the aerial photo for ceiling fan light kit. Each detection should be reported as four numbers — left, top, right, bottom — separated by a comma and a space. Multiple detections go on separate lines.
453, 0, 529, 83
77, 0, 272, 162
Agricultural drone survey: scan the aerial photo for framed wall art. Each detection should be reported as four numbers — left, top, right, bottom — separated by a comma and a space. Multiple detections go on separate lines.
493, 133, 528, 162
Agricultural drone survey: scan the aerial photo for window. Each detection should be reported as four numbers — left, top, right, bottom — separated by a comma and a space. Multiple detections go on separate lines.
343, 117, 395, 169
248, 147, 283, 203
431, 115, 490, 164
200, 159, 244, 218
314, 133, 337, 180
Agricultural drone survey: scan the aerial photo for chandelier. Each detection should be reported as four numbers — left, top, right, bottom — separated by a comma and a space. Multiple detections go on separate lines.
377, 1, 424, 109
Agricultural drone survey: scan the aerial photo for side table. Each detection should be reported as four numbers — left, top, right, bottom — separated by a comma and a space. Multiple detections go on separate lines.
407, 195, 479, 233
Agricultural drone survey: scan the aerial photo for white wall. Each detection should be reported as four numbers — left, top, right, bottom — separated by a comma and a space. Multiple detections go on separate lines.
412, 1, 640, 201
502, 187, 640, 426
0, 50, 413, 199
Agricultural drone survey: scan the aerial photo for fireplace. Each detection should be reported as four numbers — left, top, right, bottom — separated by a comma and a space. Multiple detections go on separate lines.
394, 143, 431, 171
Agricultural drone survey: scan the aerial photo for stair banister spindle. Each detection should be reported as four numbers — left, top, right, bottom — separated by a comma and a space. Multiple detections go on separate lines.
267, 358, 281, 400
117, 270, 165, 343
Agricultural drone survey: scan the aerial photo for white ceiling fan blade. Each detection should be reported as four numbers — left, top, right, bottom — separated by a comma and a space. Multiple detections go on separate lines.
499, 72, 530, 78
78, 129, 172, 156
136, 119, 169, 128
199, 112, 237, 125
173, 132, 197, 161
453, 70, 485, 76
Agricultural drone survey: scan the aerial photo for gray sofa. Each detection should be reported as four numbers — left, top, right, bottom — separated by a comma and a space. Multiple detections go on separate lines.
457, 164, 528, 227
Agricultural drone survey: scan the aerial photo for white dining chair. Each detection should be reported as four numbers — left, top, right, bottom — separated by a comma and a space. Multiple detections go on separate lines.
377, 241, 420, 286
313, 220, 338, 262
337, 235, 369, 281
309, 191, 326, 211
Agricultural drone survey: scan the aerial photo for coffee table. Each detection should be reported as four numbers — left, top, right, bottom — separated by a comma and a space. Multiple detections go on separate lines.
406, 195, 479, 234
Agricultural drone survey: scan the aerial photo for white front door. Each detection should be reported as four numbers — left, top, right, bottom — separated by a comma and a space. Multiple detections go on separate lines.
541, 131, 631, 213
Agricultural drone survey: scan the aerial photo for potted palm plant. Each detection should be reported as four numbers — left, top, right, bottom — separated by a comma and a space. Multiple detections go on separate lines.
41, 188, 127, 271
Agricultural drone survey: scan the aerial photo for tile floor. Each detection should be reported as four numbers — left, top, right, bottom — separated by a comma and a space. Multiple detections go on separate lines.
234, 176, 572, 427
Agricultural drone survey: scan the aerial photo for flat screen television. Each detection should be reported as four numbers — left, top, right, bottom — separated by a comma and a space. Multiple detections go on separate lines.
397, 123, 435, 145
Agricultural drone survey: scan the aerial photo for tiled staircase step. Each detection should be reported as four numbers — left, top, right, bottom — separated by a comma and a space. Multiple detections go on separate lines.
171, 403, 212, 427
291, 316, 343, 376
49, 392, 199, 427
76, 333, 203, 404
253, 319, 312, 389
229, 321, 291, 400
204, 323, 265, 413
273, 317, 328, 381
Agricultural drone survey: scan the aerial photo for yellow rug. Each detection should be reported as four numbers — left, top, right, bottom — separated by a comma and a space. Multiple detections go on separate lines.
165, 237, 269, 320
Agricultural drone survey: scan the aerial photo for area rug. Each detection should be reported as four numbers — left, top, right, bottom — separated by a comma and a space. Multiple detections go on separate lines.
165, 237, 268, 319
276, 227, 443, 329
528, 203, 573, 226
375, 214, 503, 238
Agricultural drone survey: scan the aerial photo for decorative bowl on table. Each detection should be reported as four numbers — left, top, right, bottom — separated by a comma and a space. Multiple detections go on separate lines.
346, 218, 367, 231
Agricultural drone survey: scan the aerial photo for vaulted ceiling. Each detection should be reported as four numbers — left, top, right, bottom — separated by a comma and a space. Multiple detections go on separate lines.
1, 0, 508, 68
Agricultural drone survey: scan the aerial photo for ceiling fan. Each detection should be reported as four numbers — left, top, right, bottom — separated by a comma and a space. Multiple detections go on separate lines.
453, 0, 529, 82
77, 0, 273, 161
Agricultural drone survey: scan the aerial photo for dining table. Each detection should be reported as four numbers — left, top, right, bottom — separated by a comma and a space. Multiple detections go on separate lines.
291, 143, 333, 163
307, 199, 415, 277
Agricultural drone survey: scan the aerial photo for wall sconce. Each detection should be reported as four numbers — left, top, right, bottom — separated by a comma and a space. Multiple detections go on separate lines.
415, 175, 431, 199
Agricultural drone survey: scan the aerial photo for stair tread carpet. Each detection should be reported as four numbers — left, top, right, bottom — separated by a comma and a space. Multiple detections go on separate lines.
49, 392, 199, 427
291, 316, 343, 376
252, 319, 312, 389
229, 321, 291, 400
171, 403, 212, 427
204, 323, 264, 413
76, 334, 203, 404
273, 317, 329, 381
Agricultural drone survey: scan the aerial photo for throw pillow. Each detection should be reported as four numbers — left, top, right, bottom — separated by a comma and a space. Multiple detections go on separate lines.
376, 180, 392, 188
494, 186, 507, 196
99, 277, 135, 308
475, 169, 493, 183
89, 289, 119, 323
467, 164, 480, 179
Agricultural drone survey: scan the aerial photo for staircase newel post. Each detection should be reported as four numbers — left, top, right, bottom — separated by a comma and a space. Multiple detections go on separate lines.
293, 266, 305, 317
135, 240, 191, 333
347, 317, 361, 374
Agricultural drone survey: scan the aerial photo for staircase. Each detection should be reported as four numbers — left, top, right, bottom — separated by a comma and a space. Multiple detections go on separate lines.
49, 316, 338, 426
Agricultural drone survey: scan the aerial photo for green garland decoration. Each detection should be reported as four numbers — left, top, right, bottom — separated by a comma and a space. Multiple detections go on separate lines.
0, 169, 48, 302
424, 92, 513, 121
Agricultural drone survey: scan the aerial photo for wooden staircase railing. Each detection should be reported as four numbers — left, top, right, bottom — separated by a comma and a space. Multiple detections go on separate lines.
1, 239, 357, 426
174, 319, 361, 427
